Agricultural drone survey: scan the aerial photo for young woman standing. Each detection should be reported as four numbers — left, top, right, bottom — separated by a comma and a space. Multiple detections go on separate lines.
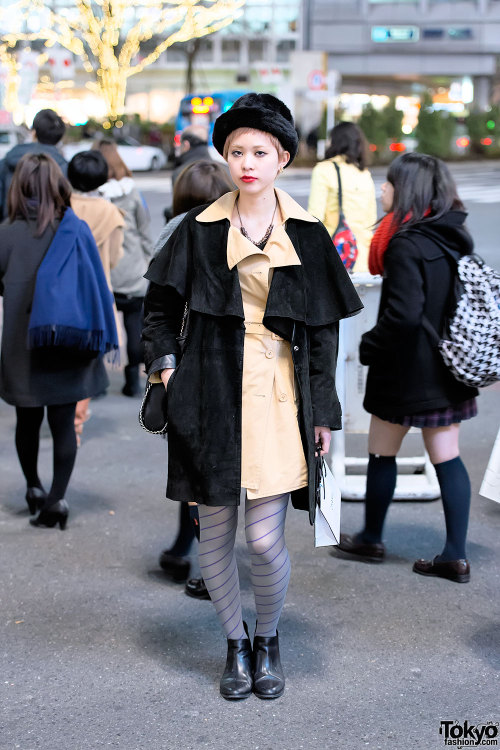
142, 94, 362, 700
338, 153, 478, 583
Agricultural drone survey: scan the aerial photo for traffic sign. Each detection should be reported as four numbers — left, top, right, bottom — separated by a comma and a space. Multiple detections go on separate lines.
307, 70, 326, 91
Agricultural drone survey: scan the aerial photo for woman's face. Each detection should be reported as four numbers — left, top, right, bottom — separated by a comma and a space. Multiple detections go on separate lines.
380, 180, 394, 213
226, 130, 289, 195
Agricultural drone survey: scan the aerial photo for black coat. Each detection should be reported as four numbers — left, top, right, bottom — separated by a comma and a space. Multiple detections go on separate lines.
143, 203, 362, 523
171, 144, 213, 189
360, 211, 478, 418
0, 219, 109, 407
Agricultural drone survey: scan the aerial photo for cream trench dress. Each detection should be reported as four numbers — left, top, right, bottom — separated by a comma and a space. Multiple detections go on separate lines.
197, 189, 318, 499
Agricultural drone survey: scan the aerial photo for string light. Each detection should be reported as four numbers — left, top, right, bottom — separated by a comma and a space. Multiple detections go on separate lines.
0, 0, 245, 120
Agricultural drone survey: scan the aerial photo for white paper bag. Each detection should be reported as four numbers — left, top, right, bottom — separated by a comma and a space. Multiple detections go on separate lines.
480, 428, 500, 504
314, 458, 341, 547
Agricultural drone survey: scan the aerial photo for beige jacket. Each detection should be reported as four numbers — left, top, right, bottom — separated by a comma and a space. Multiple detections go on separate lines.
308, 155, 377, 273
196, 189, 310, 498
71, 194, 125, 289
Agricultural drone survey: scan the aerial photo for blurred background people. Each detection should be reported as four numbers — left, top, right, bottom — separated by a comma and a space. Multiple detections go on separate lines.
94, 139, 154, 397
153, 159, 234, 601
68, 150, 125, 442
0, 153, 113, 530
308, 122, 377, 273
171, 125, 212, 189
338, 153, 478, 583
0, 109, 67, 221
163, 125, 214, 223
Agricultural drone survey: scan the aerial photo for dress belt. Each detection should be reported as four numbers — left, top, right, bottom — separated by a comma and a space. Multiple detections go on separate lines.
244, 322, 284, 340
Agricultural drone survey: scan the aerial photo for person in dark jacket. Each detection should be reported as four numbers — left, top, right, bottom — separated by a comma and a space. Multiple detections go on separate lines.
338, 152, 478, 584
171, 125, 213, 189
142, 93, 362, 701
0, 154, 110, 531
0, 109, 67, 220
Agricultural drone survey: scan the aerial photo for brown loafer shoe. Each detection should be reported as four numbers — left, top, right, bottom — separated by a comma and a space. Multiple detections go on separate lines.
335, 533, 386, 563
413, 556, 470, 583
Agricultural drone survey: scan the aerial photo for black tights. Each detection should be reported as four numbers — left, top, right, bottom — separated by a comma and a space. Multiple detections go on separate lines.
15, 403, 77, 502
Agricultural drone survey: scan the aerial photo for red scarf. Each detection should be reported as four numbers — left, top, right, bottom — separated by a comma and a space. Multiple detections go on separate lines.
368, 212, 403, 276
369, 209, 431, 276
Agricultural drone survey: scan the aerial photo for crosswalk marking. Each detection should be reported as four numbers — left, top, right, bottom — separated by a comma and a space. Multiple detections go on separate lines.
135, 172, 500, 204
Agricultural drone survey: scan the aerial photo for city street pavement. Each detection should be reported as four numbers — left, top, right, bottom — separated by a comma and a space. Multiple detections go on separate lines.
1, 163, 499, 750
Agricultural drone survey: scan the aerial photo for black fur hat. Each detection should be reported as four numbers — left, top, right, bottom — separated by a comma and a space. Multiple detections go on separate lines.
212, 93, 298, 167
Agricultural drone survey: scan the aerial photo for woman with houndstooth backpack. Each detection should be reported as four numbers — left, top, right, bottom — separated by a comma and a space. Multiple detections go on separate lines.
338, 152, 479, 584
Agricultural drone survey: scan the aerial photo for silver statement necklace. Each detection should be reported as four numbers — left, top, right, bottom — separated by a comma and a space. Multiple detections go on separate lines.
235, 195, 278, 249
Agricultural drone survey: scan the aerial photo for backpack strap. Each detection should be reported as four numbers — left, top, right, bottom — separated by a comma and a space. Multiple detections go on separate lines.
332, 161, 344, 216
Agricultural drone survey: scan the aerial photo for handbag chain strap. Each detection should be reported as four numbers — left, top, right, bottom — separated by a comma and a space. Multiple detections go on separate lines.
179, 301, 189, 338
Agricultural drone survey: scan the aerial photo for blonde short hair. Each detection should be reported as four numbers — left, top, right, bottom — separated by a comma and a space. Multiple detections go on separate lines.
223, 128, 287, 163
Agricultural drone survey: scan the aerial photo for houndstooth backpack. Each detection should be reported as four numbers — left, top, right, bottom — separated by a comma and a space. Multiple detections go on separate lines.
422, 248, 500, 388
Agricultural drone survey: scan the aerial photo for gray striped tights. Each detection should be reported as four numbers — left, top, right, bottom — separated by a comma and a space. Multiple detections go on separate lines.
197, 493, 290, 639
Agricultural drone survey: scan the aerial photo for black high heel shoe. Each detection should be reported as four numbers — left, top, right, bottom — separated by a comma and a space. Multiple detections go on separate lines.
25, 486, 47, 515
220, 622, 253, 701
30, 500, 69, 530
253, 629, 285, 699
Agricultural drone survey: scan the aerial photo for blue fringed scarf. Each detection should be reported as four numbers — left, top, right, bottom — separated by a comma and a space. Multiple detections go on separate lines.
28, 207, 119, 359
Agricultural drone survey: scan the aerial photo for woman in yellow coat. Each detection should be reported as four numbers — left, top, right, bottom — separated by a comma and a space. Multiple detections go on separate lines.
308, 122, 377, 273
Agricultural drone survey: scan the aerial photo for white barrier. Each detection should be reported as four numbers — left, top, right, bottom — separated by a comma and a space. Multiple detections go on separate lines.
330, 272, 441, 501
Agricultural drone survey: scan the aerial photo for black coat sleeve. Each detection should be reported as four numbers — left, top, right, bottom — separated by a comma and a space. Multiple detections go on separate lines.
359, 236, 425, 366
309, 322, 342, 430
142, 216, 192, 370
142, 282, 185, 370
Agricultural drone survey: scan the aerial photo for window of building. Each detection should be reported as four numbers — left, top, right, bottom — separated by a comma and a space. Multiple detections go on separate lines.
249, 40, 266, 62
448, 27, 473, 40
276, 39, 296, 62
222, 39, 240, 62
422, 28, 444, 39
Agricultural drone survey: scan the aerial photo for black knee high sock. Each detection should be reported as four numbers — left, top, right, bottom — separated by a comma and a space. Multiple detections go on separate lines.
434, 456, 470, 562
46, 403, 77, 502
15, 407, 45, 488
169, 502, 196, 557
189, 504, 200, 542
360, 454, 397, 544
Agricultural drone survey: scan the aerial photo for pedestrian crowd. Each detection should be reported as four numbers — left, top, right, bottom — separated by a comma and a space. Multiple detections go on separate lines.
0, 99, 489, 701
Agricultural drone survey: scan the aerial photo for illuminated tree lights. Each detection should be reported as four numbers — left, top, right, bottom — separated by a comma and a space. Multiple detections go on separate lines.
0, 0, 245, 120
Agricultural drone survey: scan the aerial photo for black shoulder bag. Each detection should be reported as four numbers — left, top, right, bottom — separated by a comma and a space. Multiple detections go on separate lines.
139, 301, 189, 435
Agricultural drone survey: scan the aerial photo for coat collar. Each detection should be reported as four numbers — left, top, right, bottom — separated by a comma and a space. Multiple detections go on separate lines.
196, 188, 318, 225
196, 188, 316, 271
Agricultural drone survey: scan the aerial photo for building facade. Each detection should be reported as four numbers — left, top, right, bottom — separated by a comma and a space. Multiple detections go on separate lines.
303, 0, 500, 109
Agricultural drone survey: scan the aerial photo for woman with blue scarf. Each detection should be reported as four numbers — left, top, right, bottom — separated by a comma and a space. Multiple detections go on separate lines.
0, 153, 118, 530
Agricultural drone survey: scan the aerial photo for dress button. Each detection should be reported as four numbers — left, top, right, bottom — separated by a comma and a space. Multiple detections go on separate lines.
265, 350, 274, 359
279, 393, 287, 402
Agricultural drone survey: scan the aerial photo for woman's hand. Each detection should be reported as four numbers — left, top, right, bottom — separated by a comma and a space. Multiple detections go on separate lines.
160, 368, 175, 390
314, 426, 331, 456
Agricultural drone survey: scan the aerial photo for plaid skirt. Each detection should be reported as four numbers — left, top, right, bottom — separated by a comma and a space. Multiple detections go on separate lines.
383, 398, 478, 428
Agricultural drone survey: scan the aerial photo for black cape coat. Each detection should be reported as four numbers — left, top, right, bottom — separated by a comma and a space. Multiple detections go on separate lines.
143, 198, 362, 523
360, 211, 478, 418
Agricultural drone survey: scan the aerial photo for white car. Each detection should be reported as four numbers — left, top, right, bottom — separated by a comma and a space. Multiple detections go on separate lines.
62, 136, 167, 171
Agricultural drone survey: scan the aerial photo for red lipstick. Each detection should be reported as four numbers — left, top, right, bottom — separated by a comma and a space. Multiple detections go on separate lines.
241, 176, 257, 182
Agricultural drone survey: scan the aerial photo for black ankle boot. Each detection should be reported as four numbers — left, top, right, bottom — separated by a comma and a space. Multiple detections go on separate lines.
220, 622, 252, 700
30, 499, 69, 530
122, 365, 140, 397
25, 486, 47, 515
253, 630, 285, 699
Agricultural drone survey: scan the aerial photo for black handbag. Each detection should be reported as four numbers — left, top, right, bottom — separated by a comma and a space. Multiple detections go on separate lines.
139, 302, 189, 435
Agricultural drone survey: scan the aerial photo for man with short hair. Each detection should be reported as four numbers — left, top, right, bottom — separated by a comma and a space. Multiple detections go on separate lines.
171, 124, 212, 189
0, 109, 68, 220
